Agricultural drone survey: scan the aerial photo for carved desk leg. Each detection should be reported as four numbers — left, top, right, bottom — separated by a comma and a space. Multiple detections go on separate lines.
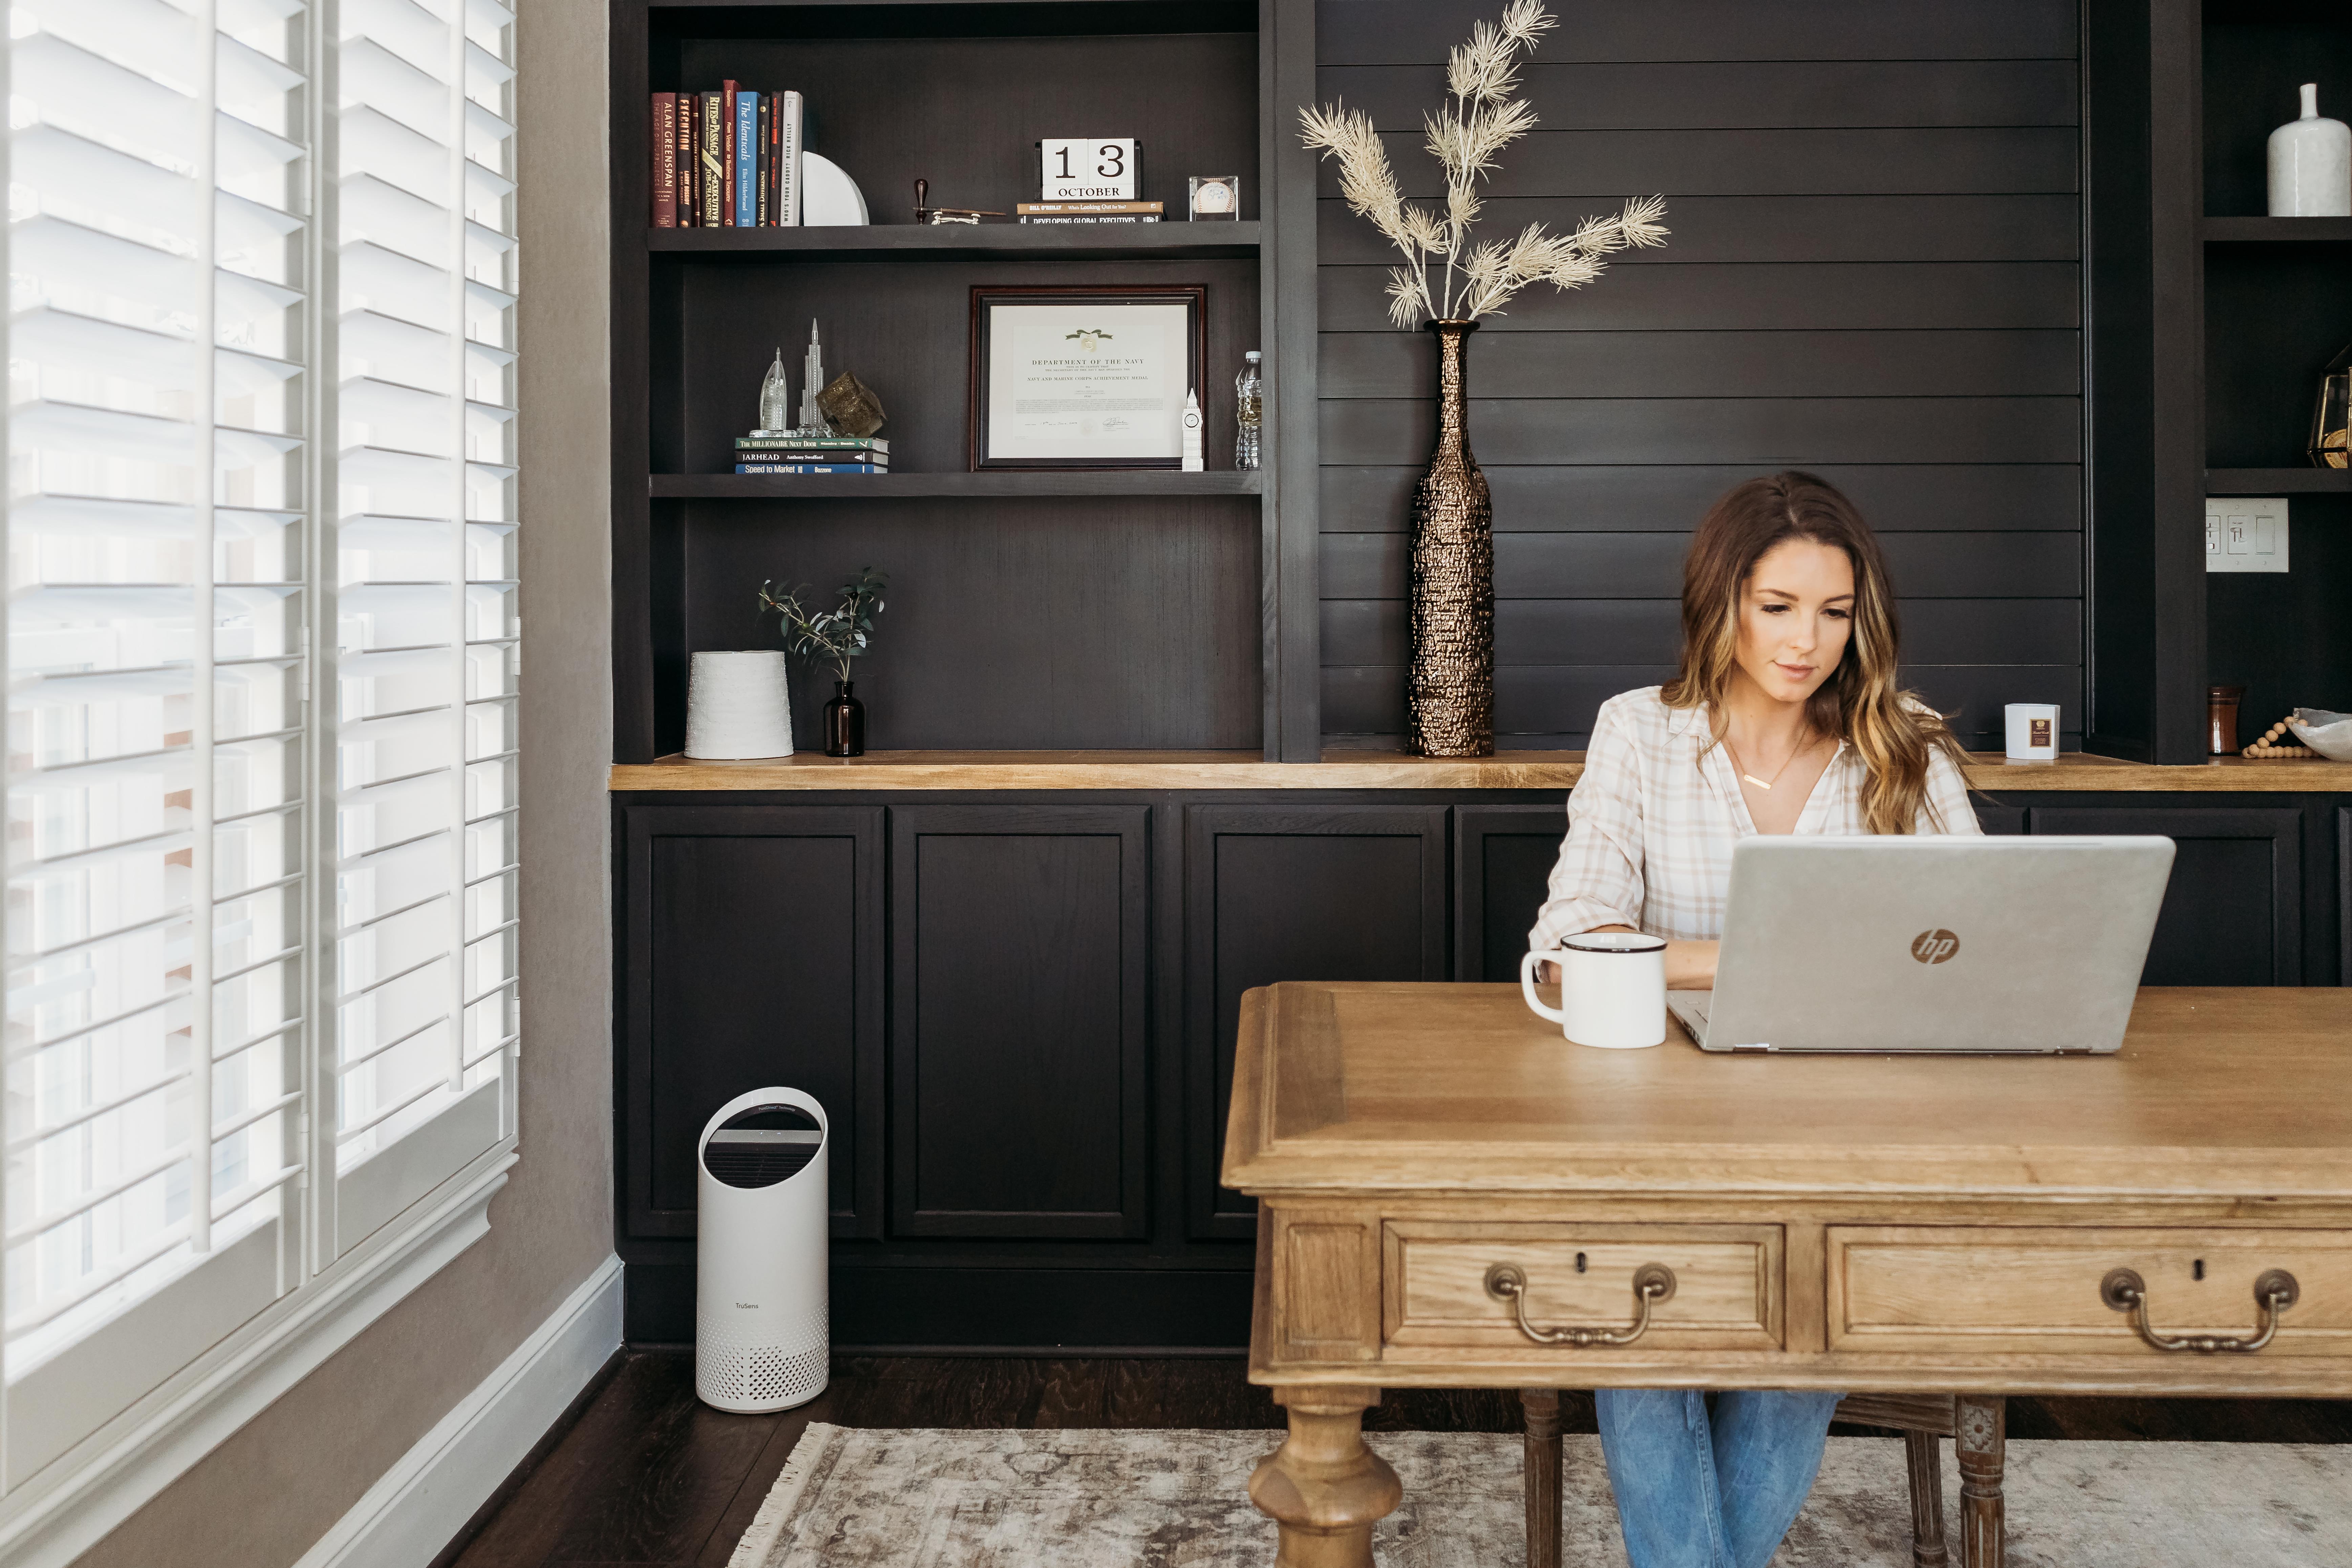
1903, 1429, 1950, 1568
1521, 1389, 1563, 1568
1249, 1385, 1403, 1568
1955, 1395, 2006, 1568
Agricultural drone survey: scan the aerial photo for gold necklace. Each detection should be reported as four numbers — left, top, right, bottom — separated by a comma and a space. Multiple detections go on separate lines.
1725, 728, 1817, 792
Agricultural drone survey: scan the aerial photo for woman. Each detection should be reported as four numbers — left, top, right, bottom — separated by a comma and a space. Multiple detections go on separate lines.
1529, 471, 1977, 1568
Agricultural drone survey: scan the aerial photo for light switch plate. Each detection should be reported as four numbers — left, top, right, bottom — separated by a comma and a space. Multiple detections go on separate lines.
2204, 497, 2290, 573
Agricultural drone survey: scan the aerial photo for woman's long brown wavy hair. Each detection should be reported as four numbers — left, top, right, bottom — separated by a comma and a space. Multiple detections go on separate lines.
1659, 471, 1968, 834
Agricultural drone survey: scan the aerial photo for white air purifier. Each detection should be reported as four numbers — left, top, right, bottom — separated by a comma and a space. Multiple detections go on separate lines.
695, 1087, 830, 1412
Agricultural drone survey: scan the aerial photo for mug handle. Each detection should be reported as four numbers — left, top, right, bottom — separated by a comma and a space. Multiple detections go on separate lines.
1520, 951, 1567, 1024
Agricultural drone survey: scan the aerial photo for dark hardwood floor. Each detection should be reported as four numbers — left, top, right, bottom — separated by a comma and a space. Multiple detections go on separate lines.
442, 1353, 2352, 1568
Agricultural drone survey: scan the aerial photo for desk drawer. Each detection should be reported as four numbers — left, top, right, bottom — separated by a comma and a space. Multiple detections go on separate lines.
1829, 1227, 2352, 1356
1382, 1221, 1784, 1353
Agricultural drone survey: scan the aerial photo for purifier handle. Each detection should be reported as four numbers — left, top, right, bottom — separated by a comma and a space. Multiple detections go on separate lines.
699, 1085, 829, 1151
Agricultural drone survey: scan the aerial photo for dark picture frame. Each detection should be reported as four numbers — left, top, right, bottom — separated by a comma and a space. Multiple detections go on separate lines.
968, 284, 1208, 470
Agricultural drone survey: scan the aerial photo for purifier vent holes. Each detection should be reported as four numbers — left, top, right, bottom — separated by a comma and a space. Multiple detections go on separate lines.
705, 1104, 824, 1189
706, 1343, 827, 1405
703, 1138, 819, 1188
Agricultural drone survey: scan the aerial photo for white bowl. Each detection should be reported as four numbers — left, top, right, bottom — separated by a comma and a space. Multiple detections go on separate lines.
2286, 707, 2352, 761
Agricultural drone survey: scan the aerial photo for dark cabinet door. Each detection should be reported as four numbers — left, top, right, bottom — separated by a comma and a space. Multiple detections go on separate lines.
620, 804, 885, 1240
1185, 804, 1448, 1237
2342, 807, 2351, 983
2030, 807, 2303, 985
891, 804, 1150, 1239
1455, 804, 1564, 981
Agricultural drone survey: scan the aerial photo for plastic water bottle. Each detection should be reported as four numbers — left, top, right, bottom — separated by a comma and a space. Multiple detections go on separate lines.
1235, 351, 1262, 470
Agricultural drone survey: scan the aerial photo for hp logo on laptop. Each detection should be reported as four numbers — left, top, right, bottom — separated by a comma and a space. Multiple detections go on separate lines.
1910, 928, 1961, 965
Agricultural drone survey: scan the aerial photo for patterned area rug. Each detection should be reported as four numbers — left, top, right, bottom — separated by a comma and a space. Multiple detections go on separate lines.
728, 1425, 2352, 1567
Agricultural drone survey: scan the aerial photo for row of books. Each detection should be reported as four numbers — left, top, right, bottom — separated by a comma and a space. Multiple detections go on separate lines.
651, 85, 801, 227
734, 435, 889, 475
1016, 201, 1163, 225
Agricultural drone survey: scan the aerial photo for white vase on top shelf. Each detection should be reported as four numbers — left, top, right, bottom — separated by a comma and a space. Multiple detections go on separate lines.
2268, 83, 2351, 216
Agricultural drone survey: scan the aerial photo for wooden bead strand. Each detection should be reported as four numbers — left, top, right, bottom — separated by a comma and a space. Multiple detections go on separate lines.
2242, 716, 2314, 758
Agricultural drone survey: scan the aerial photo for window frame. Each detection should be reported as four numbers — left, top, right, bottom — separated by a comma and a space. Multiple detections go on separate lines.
0, 0, 523, 1550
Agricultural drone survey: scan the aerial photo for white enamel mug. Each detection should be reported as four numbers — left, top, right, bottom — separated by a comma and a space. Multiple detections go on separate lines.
1519, 932, 1669, 1049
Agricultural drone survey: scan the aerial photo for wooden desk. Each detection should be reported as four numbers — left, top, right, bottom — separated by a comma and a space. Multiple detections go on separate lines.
1221, 984, 2352, 1568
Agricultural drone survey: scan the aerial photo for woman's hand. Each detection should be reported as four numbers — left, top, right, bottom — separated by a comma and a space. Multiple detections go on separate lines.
1663, 940, 1718, 990
1540, 927, 1719, 990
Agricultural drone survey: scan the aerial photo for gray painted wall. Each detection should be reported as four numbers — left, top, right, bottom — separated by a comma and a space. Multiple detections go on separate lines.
73, 2, 615, 1562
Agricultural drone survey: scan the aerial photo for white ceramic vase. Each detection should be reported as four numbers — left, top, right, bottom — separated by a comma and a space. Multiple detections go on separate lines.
2268, 83, 2351, 217
684, 650, 794, 759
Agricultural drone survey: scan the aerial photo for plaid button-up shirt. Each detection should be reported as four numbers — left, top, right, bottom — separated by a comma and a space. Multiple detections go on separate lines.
1529, 686, 1981, 949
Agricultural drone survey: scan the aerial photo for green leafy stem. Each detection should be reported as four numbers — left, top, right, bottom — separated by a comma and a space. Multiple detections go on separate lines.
758, 567, 888, 686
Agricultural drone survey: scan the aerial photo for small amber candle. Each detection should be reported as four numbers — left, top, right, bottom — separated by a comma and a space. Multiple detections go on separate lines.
2208, 683, 2246, 755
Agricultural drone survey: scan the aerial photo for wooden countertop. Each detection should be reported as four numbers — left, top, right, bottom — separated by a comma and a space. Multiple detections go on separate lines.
609, 749, 2352, 792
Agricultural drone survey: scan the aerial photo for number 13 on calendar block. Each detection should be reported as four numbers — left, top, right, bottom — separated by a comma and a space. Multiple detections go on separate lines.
1037, 137, 1139, 201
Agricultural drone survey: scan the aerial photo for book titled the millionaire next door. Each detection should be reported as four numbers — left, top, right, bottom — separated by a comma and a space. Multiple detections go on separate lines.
775, 89, 803, 225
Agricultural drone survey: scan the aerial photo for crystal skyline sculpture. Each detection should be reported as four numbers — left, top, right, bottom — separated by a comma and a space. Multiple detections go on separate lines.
797, 319, 827, 432
757, 348, 792, 432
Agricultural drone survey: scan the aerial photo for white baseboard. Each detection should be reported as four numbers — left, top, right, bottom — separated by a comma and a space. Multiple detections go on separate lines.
294, 1255, 624, 1568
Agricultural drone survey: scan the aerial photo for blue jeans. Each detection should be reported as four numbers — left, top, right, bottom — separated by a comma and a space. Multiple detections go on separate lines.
1594, 1388, 1841, 1568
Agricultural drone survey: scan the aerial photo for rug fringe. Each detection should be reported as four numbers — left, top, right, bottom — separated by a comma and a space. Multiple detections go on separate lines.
727, 1421, 842, 1568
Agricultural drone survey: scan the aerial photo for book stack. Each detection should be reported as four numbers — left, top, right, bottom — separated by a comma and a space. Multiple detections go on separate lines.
1015, 201, 1163, 225
735, 436, 890, 475
651, 83, 802, 227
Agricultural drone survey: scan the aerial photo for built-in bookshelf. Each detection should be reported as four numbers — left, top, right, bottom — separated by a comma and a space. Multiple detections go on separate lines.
2084, 0, 2352, 761
2197, 1, 2352, 755
611, 0, 1319, 761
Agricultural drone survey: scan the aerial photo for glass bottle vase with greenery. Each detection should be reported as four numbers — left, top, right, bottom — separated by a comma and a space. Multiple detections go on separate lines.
759, 567, 886, 756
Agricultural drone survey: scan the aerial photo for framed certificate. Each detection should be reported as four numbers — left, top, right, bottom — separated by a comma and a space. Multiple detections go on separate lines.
968, 285, 1206, 469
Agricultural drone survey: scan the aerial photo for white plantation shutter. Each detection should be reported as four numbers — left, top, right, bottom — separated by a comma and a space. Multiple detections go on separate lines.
328, 0, 517, 1255
0, 0, 518, 1502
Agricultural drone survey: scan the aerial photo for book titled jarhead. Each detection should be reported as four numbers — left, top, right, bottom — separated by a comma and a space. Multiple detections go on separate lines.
737, 445, 887, 463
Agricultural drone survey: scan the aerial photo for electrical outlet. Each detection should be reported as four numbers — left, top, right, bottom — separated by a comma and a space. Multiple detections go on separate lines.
2204, 497, 2290, 573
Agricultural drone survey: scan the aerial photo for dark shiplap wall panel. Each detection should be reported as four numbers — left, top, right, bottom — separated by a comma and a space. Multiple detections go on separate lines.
1320, 264, 2081, 332
1322, 465, 2084, 535
1315, 0, 2084, 749
1317, 2, 2080, 63
1321, 532, 2088, 600
1321, 398, 2082, 465
1326, 62, 2081, 129
1334, 130, 2081, 198
1320, 196, 2081, 264
1320, 330, 2083, 400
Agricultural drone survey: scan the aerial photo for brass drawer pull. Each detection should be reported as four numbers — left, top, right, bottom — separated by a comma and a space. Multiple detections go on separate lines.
1484, 1262, 1676, 1347
2100, 1267, 2300, 1353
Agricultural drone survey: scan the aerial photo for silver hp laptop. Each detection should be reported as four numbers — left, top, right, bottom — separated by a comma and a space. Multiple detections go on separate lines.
1670, 836, 2175, 1054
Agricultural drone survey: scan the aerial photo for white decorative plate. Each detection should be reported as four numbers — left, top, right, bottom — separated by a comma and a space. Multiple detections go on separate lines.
800, 152, 869, 226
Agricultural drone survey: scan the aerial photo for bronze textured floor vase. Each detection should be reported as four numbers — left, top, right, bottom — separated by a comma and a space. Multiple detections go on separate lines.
1408, 319, 1494, 757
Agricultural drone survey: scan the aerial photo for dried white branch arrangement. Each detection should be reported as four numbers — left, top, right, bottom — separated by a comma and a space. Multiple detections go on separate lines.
1299, 0, 1667, 328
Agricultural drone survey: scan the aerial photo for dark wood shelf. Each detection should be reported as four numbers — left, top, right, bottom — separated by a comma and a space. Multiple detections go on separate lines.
2204, 467, 2352, 493
646, 223, 1261, 261
650, 471, 1264, 499
2202, 217, 2352, 243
